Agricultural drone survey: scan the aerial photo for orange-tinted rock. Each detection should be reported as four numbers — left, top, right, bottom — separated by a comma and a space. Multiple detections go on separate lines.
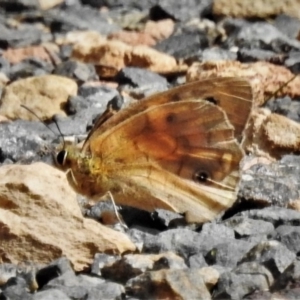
38, 0, 64, 10
56, 30, 106, 46
101, 252, 187, 283
126, 269, 211, 299
0, 73, 9, 88
3, 46, 52, 65
72, 39, 185, 77
243, 108, 300, 158
0, 75, 77, 121
187, 60, 300, 106
108, 30, 156, 46
0, 163, 136, 271
213, 0, 300, 19
144, 19, 175, 42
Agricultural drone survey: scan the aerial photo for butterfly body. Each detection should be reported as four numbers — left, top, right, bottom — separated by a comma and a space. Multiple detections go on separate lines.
56, 77, 253, 223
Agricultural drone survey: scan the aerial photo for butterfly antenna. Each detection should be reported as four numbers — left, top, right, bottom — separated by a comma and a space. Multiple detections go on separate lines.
52, 116, 66, 149
20, 105, 66, 148
265, 74, 298, 102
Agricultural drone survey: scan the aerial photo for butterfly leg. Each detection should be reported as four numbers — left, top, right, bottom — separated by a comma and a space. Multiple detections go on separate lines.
107, 191, 128, 229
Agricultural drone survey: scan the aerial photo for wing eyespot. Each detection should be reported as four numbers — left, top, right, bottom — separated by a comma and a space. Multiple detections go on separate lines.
166, 113, 176, 123
194, 170, 210, 184
205, 97, 218, 105
56, 150, 67, 166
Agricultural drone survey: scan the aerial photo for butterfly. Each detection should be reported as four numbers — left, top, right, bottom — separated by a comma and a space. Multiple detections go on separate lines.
55, 77, 253, 223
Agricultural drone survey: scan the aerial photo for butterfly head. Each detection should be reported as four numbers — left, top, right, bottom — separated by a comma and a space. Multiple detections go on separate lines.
54, 147, 82, 192
54, 145, 81, 171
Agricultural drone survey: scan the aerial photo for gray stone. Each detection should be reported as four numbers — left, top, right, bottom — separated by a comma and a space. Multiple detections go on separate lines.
0, 23, 44, 48
272, 259, 300, 291
205, 240, 255, 268
155, 31, 208, 60
0, 119, 57, 164
126, 227, 159, 252
143, 228, 201, 258
150, 0, 213, 21
276, 225, 300, 253
43, 270, 106, 299
237, 48, 281, 64
240, 240, 296, 276
9, 58, 53, 81
285, 52, 300, 74
188, 253, 208, 269
126, 269, 211, 300
101, 252, 187, 283
239, 156, 300, 208
152, 209, 186, 228
1, 276, 33, 300
53, 61, 98, 83
85, 282, 125, 300
223, 216, 275, 237
43, 5, 120, 35
201, 48, 237, 61
196, 223, 236, 254
239, 207, 300, 227
116, 67, 169, 98
91, 253, 120, 276
274, 14, 300, 39
213, 262, 273, 300
264, 96, 300, 122
236, 22, 300, 52
33, 289, 71, 300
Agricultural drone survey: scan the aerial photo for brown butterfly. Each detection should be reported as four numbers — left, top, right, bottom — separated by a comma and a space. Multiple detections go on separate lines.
55, 77, 253, 223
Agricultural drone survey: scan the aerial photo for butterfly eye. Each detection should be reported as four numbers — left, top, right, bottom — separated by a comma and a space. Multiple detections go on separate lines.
56, 150, 67, 166
194, 171, 210, 183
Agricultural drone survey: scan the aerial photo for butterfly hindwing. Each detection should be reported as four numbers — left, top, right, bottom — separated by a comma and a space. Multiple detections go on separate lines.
86, 100, 243, 222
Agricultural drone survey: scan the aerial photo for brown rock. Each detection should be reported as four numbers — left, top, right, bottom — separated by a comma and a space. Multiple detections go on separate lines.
243, 108, 300, 158
115, 11, 148, 31
72, 39, 185, 77
0, 163, 135, 271
0, 75, 77, 121
0, 264, 18, 285
126, 269, 211, 300
42, 42, 61, 66
213, 0, 300, 19
56, 30, 106, 47
0, 115, 10, 123
263, 113, 300, 150
144, 19, 175, 42
72, 39, 128, 74
187, 61, 300, 106
108, 30, 156, 46
242, 156, 273, 171
199, 266, 220, 290
125, 45, 181, 74
0, 72, 9, 88
289, 199, 300, 212
108, 19, 174, 46
81, 80, 119, 90
101, 252, 187, 283
2, 46, 52, 65
38, 0, 64, 10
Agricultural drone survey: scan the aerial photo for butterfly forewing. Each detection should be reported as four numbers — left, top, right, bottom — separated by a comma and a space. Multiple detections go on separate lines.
82, 77, 252, 152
